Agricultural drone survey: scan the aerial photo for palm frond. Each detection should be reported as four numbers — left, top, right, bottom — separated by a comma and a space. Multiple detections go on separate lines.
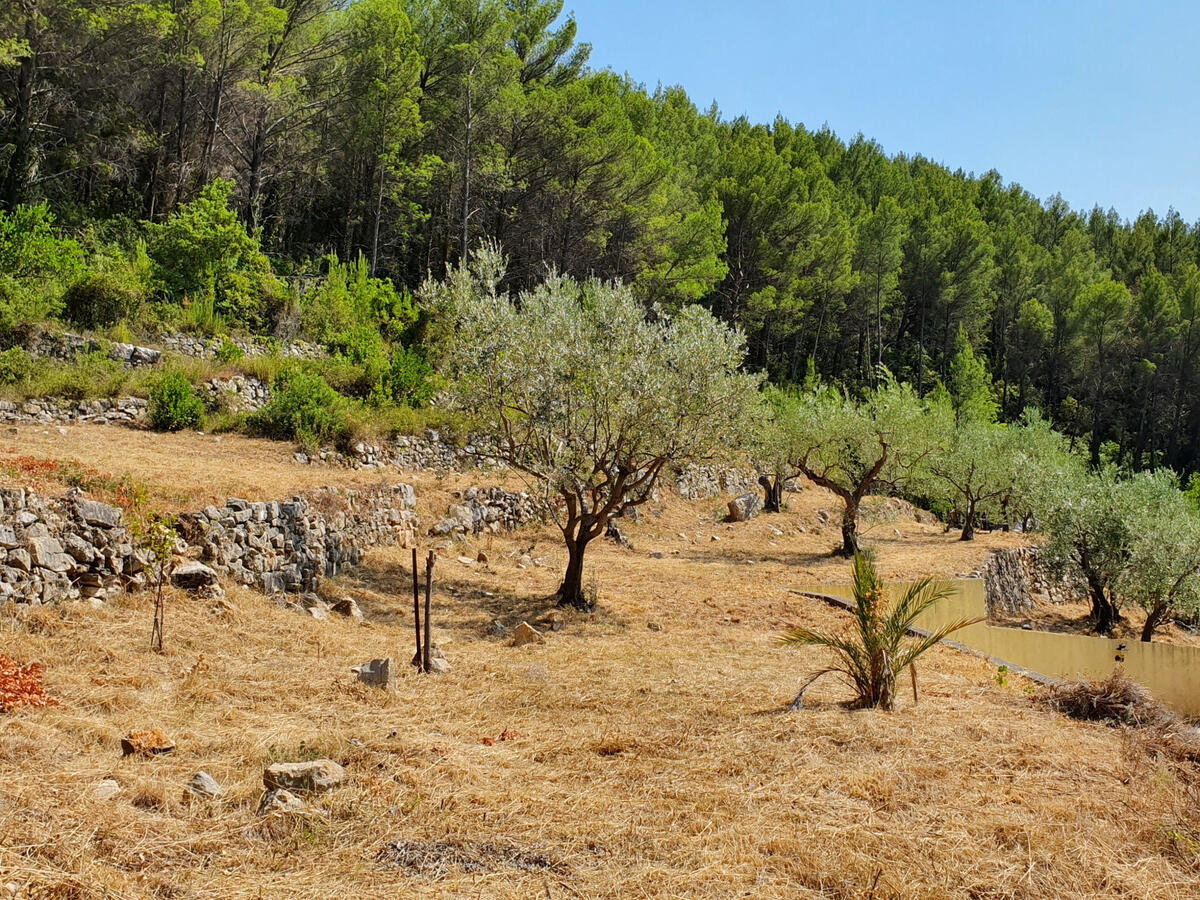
779, 550, 973, 711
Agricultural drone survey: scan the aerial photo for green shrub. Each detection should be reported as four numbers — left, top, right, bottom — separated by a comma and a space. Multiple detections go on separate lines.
179, 291, 226, 335
0, 202, 84, 286
148, 370, 204, 431
388, 346, 436, 406
325, 324, 390, 402
249, 366, 349, 449
215, 337, 244, 363
147, 179, 280, 329
300, 252, 417, 345
0, 203, 84, 335
0, 347, 34, 385
63, 269, 147, 329
0, 276, 59, 336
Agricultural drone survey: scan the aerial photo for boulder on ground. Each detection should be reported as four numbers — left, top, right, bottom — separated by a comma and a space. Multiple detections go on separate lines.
727, 492, 762, 522
92, 779, 121, 800
263, 759, 345, 795
511, 621, 543, 647
257, 788, 307, 816
410, 644, 450, 674
185, 771, 223, 799
354, 657, 395, 690
330, 596, 363, 620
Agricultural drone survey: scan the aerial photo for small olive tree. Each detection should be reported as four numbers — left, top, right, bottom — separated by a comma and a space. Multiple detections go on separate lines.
774, 376, 942, 557
428, 250, 761, 609
1041, 468, 1139, 635
1118, 471, 1200, 642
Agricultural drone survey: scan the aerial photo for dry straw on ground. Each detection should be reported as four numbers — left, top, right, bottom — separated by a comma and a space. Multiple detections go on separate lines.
0, 425, 1197, 898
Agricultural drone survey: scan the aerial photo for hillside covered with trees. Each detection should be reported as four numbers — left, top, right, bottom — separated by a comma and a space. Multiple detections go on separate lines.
3, 0, 1200, 476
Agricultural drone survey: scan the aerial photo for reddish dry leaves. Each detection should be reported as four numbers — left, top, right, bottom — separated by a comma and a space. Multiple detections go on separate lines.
481, 727, 519, 746
0, 654, 59, 713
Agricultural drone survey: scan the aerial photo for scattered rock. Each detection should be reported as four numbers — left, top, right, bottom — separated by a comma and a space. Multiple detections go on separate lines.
511, 621, 544, 647
410, 644, 450, 674
650, 551, 664, 559
456, 555, 476, 566
605, 521, 632, 550
488, 619, 508, 637
727, 492, 762, 522
476, 550, 489, 564
263, 759, 346, 795
354, 657, 396, 691
330, 596, 363, 621
647, 621, 663, 632
185, 771, 223, 799
92, 778, 121, 801
121, 729, 176, 757
257, 788, 308, 816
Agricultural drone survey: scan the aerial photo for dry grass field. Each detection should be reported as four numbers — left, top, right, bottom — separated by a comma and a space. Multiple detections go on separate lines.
1, 425, 1198, 898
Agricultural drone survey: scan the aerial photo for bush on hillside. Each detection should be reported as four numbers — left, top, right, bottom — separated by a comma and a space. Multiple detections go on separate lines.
248, 366, 349, 449
388, 346, 436, 407
146, 179, 280, 330
300, 252, 418, 346
0, 347, 34, 385
148, 370, 204, 431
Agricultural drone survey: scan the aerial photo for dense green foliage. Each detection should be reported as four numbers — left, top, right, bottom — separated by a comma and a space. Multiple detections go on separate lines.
249, 366, 351, 449
148, 370, 204, 431
6, 0, 1200, 474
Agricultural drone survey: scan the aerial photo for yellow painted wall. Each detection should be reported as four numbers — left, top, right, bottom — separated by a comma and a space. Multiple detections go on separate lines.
799, 579, 1200, 717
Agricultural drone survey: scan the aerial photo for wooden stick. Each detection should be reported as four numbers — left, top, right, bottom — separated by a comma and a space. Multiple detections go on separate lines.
411, 547, 422, 672
910, 662, 919, 704
423, 550, 435, 672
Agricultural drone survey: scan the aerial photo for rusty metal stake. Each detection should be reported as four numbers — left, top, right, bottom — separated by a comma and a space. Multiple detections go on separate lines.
423, 550, 435, 672
411, 547, 422, 672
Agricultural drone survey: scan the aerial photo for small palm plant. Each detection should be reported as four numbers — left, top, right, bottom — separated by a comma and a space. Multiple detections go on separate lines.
779, 551, 978, 711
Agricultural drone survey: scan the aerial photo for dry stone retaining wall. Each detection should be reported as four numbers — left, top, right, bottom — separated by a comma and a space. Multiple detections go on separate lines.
0, 487, 138, 605
974, 547, 1063, 615
429, 486, 549, 537
1, 482, 417, 606
176, 484, 416, 594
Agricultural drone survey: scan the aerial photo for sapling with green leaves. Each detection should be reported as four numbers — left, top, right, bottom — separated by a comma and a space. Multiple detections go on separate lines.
779, 551, 977, 711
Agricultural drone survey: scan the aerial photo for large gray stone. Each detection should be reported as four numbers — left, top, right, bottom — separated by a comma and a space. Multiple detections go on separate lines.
257, 788, 307, 816
263, 759, 345, 795
77, 498, 122, 528
27, 535, 72, 572
185, 770, 223, 799
727, 492, 762, 522
171, 561, 220, 590
353, 657, 395, 690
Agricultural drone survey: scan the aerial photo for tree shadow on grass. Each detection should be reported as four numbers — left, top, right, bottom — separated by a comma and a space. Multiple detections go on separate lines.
332, 559, 628, 638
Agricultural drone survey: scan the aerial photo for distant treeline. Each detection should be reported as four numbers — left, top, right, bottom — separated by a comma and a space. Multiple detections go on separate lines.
3, 0, 1199, 473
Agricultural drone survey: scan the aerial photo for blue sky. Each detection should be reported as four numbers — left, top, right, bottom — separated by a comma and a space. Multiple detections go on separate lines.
566, 0, 1200, 223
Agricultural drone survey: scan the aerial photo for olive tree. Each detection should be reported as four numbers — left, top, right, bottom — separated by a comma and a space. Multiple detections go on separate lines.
428, 250, 761, 609
751, 387, 807, 513
776, 376, 942, 557
1045, 467, 1200, 639
1118, 471, 1200, 642
926, 409, 1067, 541
1041, 468, 1138, 635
